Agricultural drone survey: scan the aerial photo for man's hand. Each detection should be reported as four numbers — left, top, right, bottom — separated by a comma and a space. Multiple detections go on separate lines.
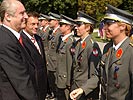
70, 88, 83, 100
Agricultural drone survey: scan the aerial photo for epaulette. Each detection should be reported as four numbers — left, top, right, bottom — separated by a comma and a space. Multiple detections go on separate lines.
129, 42, 133, 47
90, 38, 94, 44
130, 36, 133, 42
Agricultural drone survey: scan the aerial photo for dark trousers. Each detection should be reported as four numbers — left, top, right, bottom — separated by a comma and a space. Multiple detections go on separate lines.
56, 88, 70, 100
47, 71, 56, 97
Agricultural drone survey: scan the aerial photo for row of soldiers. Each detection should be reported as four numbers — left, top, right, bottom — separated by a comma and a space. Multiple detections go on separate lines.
37, 9, 102, 100
0, 0, 133, 99
37, 4, 133, 100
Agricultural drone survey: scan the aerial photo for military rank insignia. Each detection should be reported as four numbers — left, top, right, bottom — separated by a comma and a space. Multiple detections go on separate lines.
114, 66, 119, 80
116, 48, 123, 59
81, 41, 86, 49
93, 48, 98, 56
114, 66, 120, 89
70, 48, 75, 54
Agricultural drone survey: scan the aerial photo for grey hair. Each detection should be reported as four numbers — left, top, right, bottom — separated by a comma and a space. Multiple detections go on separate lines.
0, 0, 20, 21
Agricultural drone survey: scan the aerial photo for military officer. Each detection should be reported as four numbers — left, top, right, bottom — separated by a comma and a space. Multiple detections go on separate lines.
70, 4, 133, 100
55, 14, 76, 100
46, 12, 61, 98
68, 11, 101, 100
37, 14, 51, 58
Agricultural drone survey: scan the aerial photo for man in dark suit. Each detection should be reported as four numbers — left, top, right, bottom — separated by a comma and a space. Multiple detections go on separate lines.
0, 0, 38, 100
20, 12, 47, 100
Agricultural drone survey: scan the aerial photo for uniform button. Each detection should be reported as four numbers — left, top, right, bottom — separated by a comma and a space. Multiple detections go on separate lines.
105, 83, 108, 86
63, 75, 66, 78
77, 69, 81, 72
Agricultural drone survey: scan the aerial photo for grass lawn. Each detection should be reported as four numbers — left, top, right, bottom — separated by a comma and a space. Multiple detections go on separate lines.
91, 32, 108, 43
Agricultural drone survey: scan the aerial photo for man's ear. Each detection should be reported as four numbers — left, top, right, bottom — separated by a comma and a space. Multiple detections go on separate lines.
119, 23, 126, 31
86, 25, 90, 32
5, 12, 11, 22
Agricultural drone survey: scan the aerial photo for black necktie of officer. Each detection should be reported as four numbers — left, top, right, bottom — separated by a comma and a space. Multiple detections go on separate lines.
56, 35, 63, 53
48, 29, 54, 40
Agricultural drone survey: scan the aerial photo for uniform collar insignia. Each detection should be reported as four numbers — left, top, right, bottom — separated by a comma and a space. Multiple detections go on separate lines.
116, 48, 123, 59
81, 41, 86, 49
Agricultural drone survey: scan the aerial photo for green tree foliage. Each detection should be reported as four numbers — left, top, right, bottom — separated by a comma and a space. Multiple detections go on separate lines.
120, 0, 133, 14
22, 0, 78, 18
21, 0, 132, 22
78, 0, 123, 21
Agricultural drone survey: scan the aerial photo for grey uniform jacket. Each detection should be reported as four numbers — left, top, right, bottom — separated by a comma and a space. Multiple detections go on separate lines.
56, 34, 74, 88
82, 37, 133, 100
47, 28, 61, 71
101, 38, 133, 100
68, 35, 101, 99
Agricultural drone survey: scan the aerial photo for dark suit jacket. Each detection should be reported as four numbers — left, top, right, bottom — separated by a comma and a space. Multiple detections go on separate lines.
0, 25, 38, 100
21, 31, 47, 100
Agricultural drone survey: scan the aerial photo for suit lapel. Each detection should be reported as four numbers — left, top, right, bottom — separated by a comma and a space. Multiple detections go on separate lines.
34, 35, 43, 56
1, 26, 36, 68
21, 32, 41, 56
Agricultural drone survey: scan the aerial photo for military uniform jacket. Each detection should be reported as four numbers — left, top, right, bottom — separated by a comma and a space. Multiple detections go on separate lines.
47, 28, 61, 71
100, 38, 133, 100
0, 25, 37, 100
21, 31, 47, 100
56, 34, 74, 88
37, 26, 50, 52
70, 35, 101, 99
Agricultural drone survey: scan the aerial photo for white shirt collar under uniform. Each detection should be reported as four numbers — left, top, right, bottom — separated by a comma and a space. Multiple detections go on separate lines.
113, 36, 128, 50
81, 34, 89, 44
62, 32, 73, 41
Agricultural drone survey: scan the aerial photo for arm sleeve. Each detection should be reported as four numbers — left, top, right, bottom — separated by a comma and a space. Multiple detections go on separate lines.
0, 44, 37, 100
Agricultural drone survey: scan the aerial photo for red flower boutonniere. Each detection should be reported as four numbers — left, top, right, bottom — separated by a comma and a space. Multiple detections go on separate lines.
82, 41, 86, 49
116, 48, 123, 59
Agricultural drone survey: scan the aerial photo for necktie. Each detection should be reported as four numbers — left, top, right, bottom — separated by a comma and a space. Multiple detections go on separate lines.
109, 48, 115, 66
19, 35, 23, 46
31, 37, 41, 54
48, 29, 54, 40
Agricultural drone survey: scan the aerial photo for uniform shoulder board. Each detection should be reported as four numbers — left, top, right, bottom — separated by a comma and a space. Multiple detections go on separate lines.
90, 38, 94, 44
129, 42, 133, 47
69, 37, 73, 41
